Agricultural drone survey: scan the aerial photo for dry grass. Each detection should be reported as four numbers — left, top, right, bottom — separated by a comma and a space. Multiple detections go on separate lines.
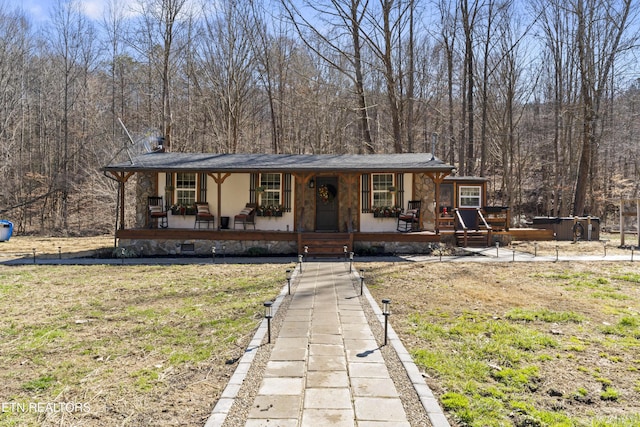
364, 259, 640, 425
1, 234, 639, 426
0, 256, 285, 426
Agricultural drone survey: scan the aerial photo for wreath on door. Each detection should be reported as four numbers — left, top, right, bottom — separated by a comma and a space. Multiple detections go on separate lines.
318, 184, 335, 204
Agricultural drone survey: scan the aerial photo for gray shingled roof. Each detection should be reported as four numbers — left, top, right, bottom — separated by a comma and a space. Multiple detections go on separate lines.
102, 152, 454, 173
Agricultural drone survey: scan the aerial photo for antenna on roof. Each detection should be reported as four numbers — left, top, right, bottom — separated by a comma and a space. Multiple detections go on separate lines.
115, 118, 163, 164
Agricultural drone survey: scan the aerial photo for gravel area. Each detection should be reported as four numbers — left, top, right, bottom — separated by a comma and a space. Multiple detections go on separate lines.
220, 283, 294, 427
218, 269, 434, 427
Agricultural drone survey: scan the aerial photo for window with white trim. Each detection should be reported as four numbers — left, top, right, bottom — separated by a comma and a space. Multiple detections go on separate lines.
176, 172, 197, 206
459, 186, 481, 208
260, 173, 281, 206
372, 173, 395, 207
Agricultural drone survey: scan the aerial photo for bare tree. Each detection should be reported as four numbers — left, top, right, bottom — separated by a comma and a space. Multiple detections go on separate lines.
131, 0, 190, 151
282, 0, 375, 153
573, 0, 632, 215
48, 0, 98, 231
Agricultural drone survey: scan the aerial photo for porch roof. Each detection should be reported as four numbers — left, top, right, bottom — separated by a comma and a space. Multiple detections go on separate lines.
102, 152, 454, 174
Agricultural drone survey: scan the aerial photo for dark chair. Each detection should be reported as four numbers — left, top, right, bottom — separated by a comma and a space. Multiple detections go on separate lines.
148, 196, 168, 228
397, 200, 421, 232
233, 203, 257, 230
194, 202, 215, 229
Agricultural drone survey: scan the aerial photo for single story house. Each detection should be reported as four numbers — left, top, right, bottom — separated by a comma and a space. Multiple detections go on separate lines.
102, 151, 542, 256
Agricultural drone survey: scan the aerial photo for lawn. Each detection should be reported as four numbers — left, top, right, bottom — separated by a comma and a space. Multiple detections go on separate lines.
0, 262, 285, 426
364, 260, 640, 426
1, 235, 639, 426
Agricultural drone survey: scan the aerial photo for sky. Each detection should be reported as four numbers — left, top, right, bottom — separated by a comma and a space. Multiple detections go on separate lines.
4, 0, 116, 23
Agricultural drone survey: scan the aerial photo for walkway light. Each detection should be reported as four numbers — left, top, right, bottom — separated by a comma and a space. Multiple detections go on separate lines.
264, 301, 273, 343
359, 269, 365, 296
382, 299, 391, 346
286, 269, 292, 295
349, 251, 354, 272
343, 245, 347, 261
212, 246, 216, 263
534, 242, 538, 257
298, 254, 303, 272
495, 241, 499, 257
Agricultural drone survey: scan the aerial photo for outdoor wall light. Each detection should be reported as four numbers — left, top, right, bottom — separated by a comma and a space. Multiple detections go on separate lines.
359, 269, 365, 296
286, 269, 292, 295
382, 299, 391, 346
309, 178, 315, 188
264, 301, 273, 343
304, 246, 308, 255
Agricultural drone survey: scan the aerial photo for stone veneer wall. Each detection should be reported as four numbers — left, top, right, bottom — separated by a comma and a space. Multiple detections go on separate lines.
338, 175, 359, 232
136, 172, 156, 228
119, 238, 434, 256
120, 238, 298, 256
414, 173, 435, 230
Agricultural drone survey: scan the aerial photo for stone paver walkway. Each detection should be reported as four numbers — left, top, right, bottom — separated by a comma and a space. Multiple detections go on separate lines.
246, 261, 409, 427
206, 261, 450, 427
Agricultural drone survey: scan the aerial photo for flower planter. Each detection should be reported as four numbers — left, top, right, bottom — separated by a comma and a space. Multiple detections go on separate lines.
171, 207, 197, 216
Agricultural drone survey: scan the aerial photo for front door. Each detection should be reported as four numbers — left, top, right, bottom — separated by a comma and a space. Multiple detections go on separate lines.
315, 176, 339, 231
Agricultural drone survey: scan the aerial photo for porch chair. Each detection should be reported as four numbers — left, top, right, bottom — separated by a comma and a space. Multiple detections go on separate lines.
397, 200, 421, 232
148, 196, 168, 228
233, 203, 257, 230
194, 202, 215, 229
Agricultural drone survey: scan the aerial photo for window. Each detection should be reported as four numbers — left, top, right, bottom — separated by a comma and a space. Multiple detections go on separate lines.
259, 173, 281, 206
176, 173, 197, 206
459, 186, 481, 208
372, 173, 394, 207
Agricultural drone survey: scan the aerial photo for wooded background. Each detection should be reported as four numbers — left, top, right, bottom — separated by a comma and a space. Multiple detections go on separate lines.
0, 0, 638, 235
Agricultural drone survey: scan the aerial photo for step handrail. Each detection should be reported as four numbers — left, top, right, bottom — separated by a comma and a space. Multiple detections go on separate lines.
454, 209, 468, 247
476, 208, 492, 246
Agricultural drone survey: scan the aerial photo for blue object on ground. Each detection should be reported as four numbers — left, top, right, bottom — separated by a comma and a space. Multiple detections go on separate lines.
0, 220, 13, 241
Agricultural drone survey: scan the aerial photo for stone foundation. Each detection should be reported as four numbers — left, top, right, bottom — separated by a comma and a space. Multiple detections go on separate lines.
119, 238, 298, 257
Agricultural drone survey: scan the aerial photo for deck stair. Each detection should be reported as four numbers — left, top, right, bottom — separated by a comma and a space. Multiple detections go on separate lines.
299, 232, 353, 258
455, 229, 491, 247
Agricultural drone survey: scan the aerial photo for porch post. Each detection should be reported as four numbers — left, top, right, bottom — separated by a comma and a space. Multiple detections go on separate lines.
119, 175, 125, 230
210, 172, 231, 230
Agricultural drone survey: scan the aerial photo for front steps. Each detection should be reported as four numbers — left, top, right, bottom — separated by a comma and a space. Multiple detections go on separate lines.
298, 232, 353, 258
